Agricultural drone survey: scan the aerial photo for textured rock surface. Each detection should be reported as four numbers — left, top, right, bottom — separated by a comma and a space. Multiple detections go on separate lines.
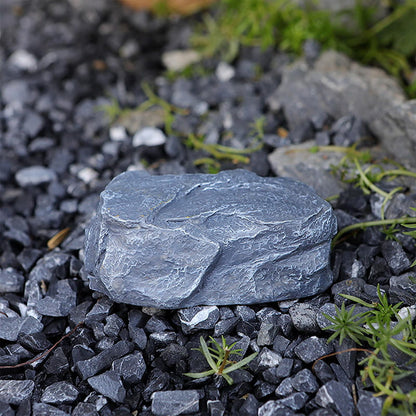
85, 170, 336, 308
268, 51, 404, 132
0, 380, 35, 405
268, 51, 416, 169
268, 141, 346, 199
151, 390, 200, 416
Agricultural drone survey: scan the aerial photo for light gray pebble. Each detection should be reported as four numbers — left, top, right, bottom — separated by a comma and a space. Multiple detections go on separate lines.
15, 166, 57, 187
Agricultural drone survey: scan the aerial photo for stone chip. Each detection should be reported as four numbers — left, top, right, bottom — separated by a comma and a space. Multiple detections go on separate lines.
0, 380, 35, 405
85, 169, 336, 308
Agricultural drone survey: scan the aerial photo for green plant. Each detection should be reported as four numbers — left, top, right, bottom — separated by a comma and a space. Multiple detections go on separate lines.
138, 82, 189, 136
191, 0, 345, 61
322, 286, 416, 415
191, 0, 416, 96
186, 133, 263, 173
97, 98, 133, 124
330, 154, 416, 248
184, 336, 258, 385
324, 302, 368, 346
249, 115, 266, 141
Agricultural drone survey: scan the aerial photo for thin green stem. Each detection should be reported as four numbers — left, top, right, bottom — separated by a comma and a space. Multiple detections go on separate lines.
354, 158, 389, 198
377, 169, 416, 181
187, 134, 250, 163
332, 217, 416, 247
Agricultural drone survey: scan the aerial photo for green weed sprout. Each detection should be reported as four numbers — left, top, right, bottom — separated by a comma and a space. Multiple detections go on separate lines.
321, 286, 416, 415
327, 150, 416, 250
323, 302, 368, 346
184, 336, 258, 385
97, 98, 132, 124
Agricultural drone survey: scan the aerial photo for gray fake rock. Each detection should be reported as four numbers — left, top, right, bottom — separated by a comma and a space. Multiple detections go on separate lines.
268, 141, 346, 200
85, 169, 336, 309
372, 100, 416, 170
267, 51, 404, 132
268, 51, 416, 169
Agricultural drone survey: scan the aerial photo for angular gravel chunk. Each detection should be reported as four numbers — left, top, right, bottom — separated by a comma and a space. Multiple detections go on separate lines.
111, 352, 147, 384
294, 336, 333, 364
258, 400, 287, 416
32, 402, 70, 416
35, 279, 77, 317
0, 268, 25, 292
0, 380, 35, 405
87, 370, 126, 403
41, 381, 79, 404
291, 368, 319, 393
151, 390, 200, 416
86, 169, 336, 308
178, 306, 220, 334
133, 127, 166, 147
315, 380, 354, 416
75, 340, 134, 380
381, 240, 411, 275
357, 393, 383, 416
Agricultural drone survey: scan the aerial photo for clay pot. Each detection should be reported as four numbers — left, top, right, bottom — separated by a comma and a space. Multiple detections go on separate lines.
118, 0, 216, 15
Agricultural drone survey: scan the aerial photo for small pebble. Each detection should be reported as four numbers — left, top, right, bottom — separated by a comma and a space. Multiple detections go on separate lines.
133, 127, 166, 147
15, 166, 57, 187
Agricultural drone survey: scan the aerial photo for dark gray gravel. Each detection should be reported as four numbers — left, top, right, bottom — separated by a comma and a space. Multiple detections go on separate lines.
1, 0, 416, 415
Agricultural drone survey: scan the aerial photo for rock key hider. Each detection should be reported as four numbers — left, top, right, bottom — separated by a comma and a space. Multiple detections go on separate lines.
85, 169, 337, 308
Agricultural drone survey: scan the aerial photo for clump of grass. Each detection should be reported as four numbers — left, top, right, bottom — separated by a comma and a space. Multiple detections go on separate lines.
328, 151, 416, 249
321, 286, 416, 415
315, 143, 416, 414
191, 0, 416, 96
184, 335, 258, 385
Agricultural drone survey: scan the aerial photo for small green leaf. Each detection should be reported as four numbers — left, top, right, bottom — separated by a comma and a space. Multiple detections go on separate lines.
222, 373, 234, 385
341, 294, 375, 308
183, 369, 215, 379
200, 336, 218, 372
222, 352, 258, 374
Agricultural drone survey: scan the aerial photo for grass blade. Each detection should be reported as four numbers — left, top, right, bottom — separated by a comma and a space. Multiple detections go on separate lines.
200, 336, 218, 372
222, 352, 258, 374
183, 369, 215, 379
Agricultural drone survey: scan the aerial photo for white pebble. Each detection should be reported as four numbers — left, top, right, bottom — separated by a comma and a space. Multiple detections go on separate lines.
133, 127, 166, 147
109, 125, 128, 142
162, 49, 200, 72
398, 305, 416, 321
8, 49, 38, 72
77, 167, 98, 184
216, 61, 235, 82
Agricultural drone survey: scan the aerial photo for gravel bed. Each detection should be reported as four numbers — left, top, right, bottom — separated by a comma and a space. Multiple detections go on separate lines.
1, 1, 416, 415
